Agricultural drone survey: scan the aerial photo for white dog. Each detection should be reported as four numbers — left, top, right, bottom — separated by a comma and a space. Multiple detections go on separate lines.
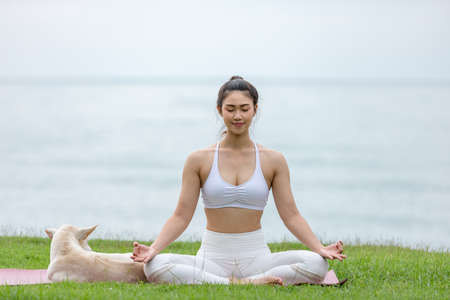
45, 224, 146, 283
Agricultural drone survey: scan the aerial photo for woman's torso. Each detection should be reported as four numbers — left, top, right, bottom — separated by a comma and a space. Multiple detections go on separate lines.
197, 141, 276, 233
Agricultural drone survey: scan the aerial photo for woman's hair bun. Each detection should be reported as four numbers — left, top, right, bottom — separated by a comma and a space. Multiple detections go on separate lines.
229, 75, 244, 81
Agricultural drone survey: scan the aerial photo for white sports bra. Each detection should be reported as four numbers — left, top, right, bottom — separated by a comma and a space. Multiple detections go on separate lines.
201, 141, 270, 211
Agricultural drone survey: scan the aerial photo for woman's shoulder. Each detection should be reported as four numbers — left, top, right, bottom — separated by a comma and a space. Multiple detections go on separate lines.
184, 144, 217, 166
256, 143, 287, 164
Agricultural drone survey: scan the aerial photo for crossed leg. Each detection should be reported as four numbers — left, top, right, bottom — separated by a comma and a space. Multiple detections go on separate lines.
144, 249, 329, 285
143, 253, 282, 285
243, 250, 329, 285
144, 253, 228, 284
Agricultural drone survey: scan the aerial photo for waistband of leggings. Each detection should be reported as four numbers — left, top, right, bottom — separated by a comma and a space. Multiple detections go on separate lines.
199, 228, 268, 252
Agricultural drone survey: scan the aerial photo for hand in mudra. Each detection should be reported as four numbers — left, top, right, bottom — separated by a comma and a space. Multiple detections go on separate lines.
130, 242, 158, 263
318, 240, 347, 261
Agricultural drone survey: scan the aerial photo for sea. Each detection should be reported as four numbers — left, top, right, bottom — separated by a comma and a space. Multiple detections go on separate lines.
1, 79, 449, 251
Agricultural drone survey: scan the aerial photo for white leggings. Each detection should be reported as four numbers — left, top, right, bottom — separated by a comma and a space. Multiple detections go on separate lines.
144, 229, 329, 285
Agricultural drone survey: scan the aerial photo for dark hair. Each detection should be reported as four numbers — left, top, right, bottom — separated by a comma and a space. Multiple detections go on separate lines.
216, 76, 259, 112
216, 76, 259, 137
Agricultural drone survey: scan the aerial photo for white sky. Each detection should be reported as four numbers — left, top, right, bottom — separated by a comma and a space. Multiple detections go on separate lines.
1, 0, 449, 79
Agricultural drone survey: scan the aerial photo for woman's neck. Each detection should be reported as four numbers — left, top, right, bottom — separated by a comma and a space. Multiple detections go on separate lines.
221, 132, 253, 150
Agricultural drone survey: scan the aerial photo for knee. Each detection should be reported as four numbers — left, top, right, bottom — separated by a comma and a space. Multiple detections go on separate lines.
303, 252, 329, 280
144, 254, 174, 281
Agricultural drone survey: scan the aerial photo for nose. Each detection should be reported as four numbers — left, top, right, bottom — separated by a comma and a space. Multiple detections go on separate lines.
233, 111, 242, 120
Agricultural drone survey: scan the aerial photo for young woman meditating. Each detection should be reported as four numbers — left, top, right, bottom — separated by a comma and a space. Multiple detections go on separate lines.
131, 76, 346, 285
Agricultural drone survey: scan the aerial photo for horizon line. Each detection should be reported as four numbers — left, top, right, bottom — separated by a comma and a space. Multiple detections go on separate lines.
0, 75, 449, 86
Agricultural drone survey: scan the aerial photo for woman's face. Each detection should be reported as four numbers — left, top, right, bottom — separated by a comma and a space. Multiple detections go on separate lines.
218, 91, 257, 135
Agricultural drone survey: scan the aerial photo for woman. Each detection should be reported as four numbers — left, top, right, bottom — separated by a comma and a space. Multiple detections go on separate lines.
131, 76, 346, 285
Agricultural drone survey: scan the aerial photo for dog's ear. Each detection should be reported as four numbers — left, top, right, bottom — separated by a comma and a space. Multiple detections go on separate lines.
76, 225, 98, 241
45, 228, 57, 240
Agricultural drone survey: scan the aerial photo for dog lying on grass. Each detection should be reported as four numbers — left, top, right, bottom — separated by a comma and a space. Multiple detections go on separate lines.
45, 224, 146, 283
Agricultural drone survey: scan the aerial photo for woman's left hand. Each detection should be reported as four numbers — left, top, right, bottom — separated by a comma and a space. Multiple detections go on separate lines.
318, 240, 347, 261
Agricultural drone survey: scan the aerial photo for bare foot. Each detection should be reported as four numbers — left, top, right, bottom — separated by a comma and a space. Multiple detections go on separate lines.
231, 276, 283, 285
325, 240, 344, 254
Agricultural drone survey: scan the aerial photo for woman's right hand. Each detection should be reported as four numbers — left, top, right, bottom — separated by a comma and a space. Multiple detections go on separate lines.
130, 242, 158, 263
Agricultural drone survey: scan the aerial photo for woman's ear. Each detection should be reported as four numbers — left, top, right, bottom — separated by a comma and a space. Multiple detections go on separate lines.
217, 105, 222, 116
254, 103, 258, 115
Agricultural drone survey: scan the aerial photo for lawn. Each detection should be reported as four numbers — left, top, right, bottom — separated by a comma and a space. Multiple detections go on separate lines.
0, 236, 448, 299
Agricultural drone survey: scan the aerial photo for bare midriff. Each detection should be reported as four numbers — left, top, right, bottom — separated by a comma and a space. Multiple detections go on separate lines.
205, 207, 263, 233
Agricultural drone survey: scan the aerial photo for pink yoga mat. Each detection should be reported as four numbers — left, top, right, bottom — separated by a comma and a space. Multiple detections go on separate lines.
0, 269, 51, 285
0, 269, 345, 286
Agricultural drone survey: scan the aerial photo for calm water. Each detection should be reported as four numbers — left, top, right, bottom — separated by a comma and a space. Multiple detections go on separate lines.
0, 82, 449, 250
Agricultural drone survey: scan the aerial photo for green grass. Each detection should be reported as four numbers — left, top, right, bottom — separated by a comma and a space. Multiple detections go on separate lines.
0, 236, 448, 299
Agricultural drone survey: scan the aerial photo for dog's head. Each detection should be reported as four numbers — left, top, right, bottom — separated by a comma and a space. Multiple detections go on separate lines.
45, 224, 98, 259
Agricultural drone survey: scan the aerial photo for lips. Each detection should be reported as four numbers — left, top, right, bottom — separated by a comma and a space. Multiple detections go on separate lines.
232, 122, 244, 127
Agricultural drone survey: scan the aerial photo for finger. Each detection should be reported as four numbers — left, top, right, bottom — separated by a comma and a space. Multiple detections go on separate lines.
337, 254, 346, 261
134, 257, 145, 263
330, 253, 341, 261
133, 241, 139, 247
143, 257, 151, 264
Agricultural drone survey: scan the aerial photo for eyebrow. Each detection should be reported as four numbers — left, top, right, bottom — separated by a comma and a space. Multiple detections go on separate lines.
224, 104, 250, 107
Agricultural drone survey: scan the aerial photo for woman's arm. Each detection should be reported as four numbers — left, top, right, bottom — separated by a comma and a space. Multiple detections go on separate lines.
131, 151, 201, 262
271, 152, 345, 260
